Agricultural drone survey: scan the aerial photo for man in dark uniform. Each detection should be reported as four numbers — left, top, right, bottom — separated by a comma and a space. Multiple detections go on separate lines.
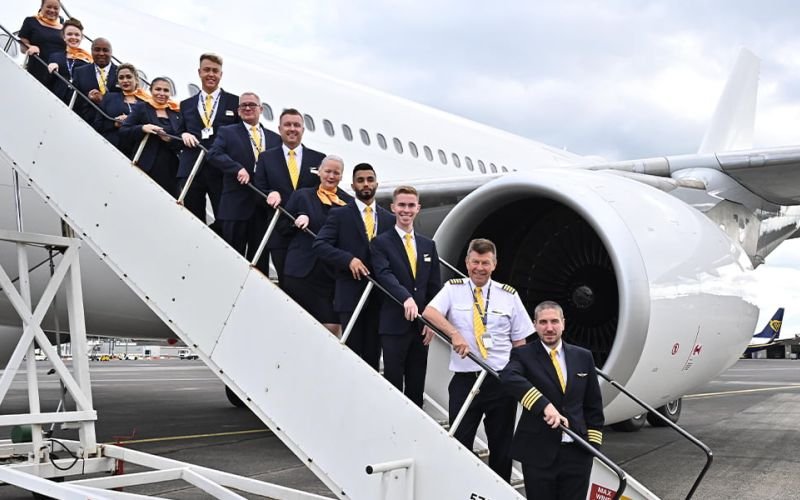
252, 108, 324, 284
207, 92, 280, 274
313, 163, 395, 369
371, 186, 441, 407
500, 301, 604, 500
423, 238, 531, 481
178, 53, 240, 232
72, 37, 117, 124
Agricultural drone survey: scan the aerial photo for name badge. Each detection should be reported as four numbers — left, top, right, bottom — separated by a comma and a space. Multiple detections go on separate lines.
201, 127, 214, 140
423, 254, 431, 262
225, 110, 234, 116
482, 333, 494, 349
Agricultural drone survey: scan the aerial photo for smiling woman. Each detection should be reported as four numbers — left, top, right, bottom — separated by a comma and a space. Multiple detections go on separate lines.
18, 0, 65, 86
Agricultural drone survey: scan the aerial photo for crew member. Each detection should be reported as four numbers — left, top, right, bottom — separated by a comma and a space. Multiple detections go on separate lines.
253, 108, 324, 284
371, 186, 441, 407
423, 238, 530, 481
178, 53, 240, 231
19, 0, 65, 88
313, 163, 395, 369
71, 37, 117, 124
207, 92, 280, 273
500, 301, 604, 500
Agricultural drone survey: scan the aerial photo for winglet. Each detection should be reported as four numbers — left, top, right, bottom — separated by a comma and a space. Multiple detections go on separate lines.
753, 307, 784, 340
698, 48, 760, 154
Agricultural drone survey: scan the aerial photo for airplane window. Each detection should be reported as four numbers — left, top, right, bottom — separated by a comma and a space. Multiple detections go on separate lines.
304, 114, 316, 132
465, 156, 474, 171
501, 165, 508, 172
393, 138, 403, 154
262, 103, 274, 121
478, 160, 487, 173
423, 146, 433, 161
409, 141, 419, 158
342, 124, 353, 141
360, 129, 371, 145
377, 133, 388, 150
489, 162, 498, 173
438, 150, 447, 165
452, 153, 461, 168
323, 119, 335, 137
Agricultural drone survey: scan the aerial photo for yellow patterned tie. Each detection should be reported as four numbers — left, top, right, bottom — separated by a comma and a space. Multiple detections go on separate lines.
473, 287, 488, 359
550, 349, 566, 392
364, 205, 375, 241
202, 93, 214, 128
288, 149, 300, 189
250, 126, 262, 157
403, 233, 416, 278
97, 66, 107, 95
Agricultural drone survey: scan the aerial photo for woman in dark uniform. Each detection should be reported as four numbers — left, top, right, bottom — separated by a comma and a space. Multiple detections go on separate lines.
119, 77, 182, 196
283, 155, 353, 336
46, 17, 91, 103
95, 63, 149, 156
19, 0, 65, 87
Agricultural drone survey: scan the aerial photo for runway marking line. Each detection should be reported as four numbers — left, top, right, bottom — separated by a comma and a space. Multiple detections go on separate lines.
686, 384, 800, 399
107, 428, 270, 445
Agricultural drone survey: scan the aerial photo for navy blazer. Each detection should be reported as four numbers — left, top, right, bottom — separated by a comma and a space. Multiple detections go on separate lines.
313, 202, 395, 312
499, 341, 604, 467
284, 188, 354, 279
119, 103, 183, 173
371, 229, 441, 335
47, 52, 89, 103
94, 93, 145, 156
176, 89, 241, 178
207, 123, 281, 220
72, 63, 119, 123
253, 145, 325, 248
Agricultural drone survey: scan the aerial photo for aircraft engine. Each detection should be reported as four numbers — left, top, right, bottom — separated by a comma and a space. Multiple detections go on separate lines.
432, 168, 759, 422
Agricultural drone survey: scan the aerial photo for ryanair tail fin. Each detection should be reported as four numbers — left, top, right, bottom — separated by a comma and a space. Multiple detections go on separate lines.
753, 308, 784, 340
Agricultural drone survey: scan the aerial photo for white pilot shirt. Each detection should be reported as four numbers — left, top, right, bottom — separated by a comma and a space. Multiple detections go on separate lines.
427, 278, 532, 372
282, 143, 304, 168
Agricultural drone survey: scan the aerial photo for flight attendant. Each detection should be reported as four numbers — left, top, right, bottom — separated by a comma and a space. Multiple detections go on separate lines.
95, 63, 150, 156
19, 0, 65, 87
46, 17, 91, 103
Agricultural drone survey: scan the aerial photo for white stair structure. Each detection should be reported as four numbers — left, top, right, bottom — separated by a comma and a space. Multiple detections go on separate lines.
0, 48, 522, 499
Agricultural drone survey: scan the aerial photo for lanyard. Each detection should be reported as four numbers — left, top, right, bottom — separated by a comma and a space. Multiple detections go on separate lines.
470, 282, 491, 328
201, 92, 220, 128
66, 58, 75, 79
95, 64, 108, 88
247, 125, 264, 155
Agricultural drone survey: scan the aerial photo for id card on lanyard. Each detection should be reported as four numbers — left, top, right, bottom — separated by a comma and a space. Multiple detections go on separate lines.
471, 283, 494, 349
201, 92, 220, 139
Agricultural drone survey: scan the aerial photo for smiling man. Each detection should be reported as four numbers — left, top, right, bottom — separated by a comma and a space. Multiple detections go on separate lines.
371, 185, 441, 407
72, 37, 117, 124
422, 238, 531, 481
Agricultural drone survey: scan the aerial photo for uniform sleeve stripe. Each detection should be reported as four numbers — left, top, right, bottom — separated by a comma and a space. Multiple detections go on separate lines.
587, 429, 603, 444
520, 388, 542, 410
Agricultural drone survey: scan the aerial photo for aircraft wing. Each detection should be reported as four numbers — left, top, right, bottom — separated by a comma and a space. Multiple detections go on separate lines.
715, 147, 800, 205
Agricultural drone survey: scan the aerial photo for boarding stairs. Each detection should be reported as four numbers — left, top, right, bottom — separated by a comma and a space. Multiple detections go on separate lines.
0, 28, 712, 499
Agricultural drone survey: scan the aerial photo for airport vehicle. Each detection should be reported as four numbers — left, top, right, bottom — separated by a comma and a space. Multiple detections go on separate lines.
743, 308, 797, 356
0, 1, 797, 498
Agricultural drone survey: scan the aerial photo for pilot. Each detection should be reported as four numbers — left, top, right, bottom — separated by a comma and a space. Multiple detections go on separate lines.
252, 108, 325, 285
177, 53, 241, 233
500, 300, 604, 500
313, 162, 396, 369
206, 92, 280, 274
370, 185, 441, 407
422, 238, 530, 482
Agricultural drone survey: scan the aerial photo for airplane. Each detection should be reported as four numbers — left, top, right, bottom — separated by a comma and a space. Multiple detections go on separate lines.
744, 308, 796, 356
1, 0, 800, 430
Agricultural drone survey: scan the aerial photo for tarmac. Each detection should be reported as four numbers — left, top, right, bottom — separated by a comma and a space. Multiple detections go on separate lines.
1, 358, 799, 499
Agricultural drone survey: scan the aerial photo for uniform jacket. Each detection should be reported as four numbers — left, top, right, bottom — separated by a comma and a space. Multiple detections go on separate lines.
72, 63, 118, 124
119, 103, 183, 173
176, 89, 241, 178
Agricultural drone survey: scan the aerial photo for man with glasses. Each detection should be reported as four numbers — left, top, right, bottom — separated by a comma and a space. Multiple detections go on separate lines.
207, 92, 280, 274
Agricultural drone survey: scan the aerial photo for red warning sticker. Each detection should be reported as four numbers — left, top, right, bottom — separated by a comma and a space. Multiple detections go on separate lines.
589, 483, 631, 500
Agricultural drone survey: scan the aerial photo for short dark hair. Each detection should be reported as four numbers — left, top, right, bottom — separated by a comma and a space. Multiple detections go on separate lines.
392, 185, 418, 200
62, 17, 83, 32
352, 162, 375, 177
279, 108, 302, 122
199, 53, 223, 66
534, 301, 564, 321
467, 238, 496, 258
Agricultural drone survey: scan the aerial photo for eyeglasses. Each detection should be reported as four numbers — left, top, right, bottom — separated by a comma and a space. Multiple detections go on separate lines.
239, 103, 260, 109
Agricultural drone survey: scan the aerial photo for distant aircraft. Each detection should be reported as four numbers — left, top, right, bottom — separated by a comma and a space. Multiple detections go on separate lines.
743, 308, 795, 356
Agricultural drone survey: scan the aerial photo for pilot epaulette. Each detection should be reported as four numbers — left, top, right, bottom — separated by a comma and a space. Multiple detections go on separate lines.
448, 278, 466, 285
501, 284, 517, 295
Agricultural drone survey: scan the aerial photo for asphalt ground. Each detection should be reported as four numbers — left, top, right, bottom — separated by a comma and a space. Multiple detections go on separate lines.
1, 358, 799, 499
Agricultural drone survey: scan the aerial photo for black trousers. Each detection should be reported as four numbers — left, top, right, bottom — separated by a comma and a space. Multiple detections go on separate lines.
449, 373, 516, 482
381, 329, 428, 407
340, 296, 382, 370
221, 206, 271, 275
179, 166, 223, 235
521, 443, 592, 500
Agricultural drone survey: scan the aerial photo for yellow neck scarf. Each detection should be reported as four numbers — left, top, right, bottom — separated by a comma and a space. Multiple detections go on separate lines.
66, 46, 92, 64
317, 187, 347, 206
123, 88, 151, 101
144, 94, 180, 112
36, 12, 61, 29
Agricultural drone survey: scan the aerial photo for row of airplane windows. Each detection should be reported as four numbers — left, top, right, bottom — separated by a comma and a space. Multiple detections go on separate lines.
182, 82, 512, 175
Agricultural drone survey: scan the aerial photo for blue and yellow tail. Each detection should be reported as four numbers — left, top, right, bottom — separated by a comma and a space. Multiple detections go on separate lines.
753, 308, 784, 340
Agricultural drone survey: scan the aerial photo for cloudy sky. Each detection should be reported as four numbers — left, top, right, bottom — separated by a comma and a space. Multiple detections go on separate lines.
14, 0, 800, 333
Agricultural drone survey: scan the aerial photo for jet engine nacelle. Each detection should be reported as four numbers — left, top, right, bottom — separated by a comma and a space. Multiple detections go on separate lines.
432, 168, 758, 422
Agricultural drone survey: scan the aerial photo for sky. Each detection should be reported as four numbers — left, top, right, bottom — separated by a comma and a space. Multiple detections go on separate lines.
23, 0, 800, 333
